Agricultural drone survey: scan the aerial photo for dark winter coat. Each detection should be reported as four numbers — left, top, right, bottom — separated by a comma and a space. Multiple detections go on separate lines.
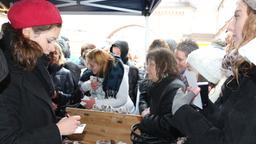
138, 78, 153, 113
0, 48, 9, 93
174, 67, 256, 144
50, 64, 75, 117
0, 58, 61, 144
140, 77, 185, 141
63, 61, 81, 87
51, 65, 75, 95
80, 68, 93, 82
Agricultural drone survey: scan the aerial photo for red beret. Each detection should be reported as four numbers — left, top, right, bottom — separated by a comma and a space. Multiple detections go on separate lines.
7, 0, 62, 29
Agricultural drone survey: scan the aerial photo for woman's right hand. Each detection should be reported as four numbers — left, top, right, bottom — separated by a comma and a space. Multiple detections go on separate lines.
56, 115, 81, 135
91, 79, 99, 90
141, 108, 150, 117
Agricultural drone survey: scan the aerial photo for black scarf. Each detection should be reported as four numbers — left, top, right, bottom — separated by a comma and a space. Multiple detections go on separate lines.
103, 58, 124, 98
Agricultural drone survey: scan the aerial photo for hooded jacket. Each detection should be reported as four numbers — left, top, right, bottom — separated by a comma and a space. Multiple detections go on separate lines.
110, 41, 140, 105
110, 40, 129, 64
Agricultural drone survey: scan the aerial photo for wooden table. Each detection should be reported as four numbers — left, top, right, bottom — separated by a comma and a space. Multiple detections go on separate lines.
66, 107, 142, 144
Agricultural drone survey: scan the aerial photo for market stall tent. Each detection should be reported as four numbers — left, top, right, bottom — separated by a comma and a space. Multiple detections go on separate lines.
1, 0, 161, 16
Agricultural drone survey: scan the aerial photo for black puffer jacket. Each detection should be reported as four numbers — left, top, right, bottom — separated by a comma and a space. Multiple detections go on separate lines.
140, 77, 185, 141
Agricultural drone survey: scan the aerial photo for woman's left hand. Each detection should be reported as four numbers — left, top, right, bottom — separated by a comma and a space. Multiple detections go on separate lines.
84, 99, 96, 109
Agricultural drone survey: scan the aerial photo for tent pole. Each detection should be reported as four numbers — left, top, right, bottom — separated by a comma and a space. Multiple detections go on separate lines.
144, 16, 149, 52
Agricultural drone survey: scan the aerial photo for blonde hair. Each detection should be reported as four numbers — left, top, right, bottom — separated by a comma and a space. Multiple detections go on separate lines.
53, 42, 66, 65
86, 49, 114, 77
232, 3, 256, 81
225, 31, 235, 53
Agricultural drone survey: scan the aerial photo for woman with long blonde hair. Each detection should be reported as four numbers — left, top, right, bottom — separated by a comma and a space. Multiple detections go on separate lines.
171, 0, 256, 144
80, 49, 135, 113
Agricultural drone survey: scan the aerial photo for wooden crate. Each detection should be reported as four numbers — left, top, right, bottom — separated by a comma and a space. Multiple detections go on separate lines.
66, 107, 142, 144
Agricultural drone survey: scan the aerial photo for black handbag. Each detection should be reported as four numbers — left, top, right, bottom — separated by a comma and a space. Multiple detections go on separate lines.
130, 123, 176, 144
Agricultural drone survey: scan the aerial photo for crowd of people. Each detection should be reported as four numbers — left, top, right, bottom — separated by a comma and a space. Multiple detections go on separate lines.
1, 0, 256, 144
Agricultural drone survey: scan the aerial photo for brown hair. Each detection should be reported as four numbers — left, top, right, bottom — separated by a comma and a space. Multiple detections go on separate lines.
81, 43, 96, 59
86, 49, 114, 77
176, 39, 199, 57
148, 39, 170, 52
146, 48, 179, 82
7, 23, 62, 71
240, 5, 256, 47
232, 3, 256, 80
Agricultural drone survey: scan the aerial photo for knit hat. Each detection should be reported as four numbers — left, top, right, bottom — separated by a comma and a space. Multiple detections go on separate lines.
244, 0, 256, 10
7, 0, 62, 29
187, 47, 225, 84
238, 37, 256, 65
0, 49, 8, 82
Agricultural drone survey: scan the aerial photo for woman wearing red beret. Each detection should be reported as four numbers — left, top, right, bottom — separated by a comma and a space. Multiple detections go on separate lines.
0, 0, 81, 144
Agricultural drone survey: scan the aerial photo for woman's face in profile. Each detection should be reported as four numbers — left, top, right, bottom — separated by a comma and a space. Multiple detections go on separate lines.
27, 27, 61, 55
112, 47, 121, 57
175, 50, 187, 73
227, 0, 248, 47
146, 59, 158, 82
50, 47, 60, 64
86, 59, 100, 75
